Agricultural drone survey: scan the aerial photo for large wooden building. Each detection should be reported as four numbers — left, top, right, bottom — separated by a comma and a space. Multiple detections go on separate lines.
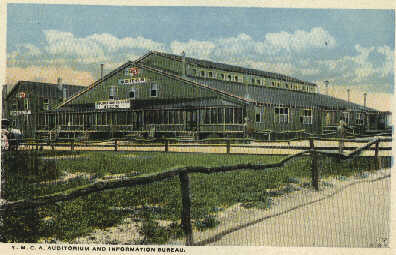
19, 51, 391, 139
5, 80, 85, 137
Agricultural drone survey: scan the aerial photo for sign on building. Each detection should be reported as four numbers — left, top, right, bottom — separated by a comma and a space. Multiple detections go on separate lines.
95, 99, 131, 109
118, 77, 147, 85
10, 110, 31, 116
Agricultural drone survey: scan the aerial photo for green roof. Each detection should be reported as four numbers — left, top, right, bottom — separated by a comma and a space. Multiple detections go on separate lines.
151, 51, 317, 86
188, 76, 377, 111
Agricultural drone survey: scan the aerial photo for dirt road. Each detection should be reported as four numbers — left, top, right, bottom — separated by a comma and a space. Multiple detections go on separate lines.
171, 169, 390, 247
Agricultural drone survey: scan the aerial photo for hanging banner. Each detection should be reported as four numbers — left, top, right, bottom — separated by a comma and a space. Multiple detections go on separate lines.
95, 99, 130, 109
118, 77, 147, 85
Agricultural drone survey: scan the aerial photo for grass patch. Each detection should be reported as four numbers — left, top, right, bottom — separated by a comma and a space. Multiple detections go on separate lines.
1, 150, 389, 244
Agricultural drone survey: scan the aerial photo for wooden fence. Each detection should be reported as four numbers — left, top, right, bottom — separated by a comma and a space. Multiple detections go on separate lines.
9, 136, 392, 155
0, 138, 389, 245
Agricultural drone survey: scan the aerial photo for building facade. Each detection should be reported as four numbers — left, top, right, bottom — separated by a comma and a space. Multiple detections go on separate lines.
31, 51, 390, 139
5, 80, 85, 137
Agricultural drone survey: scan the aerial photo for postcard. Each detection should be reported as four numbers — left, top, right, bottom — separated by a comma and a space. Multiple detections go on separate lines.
0, 1, 394, 255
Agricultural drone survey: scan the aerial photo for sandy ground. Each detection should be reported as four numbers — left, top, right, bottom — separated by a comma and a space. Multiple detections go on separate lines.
170, 168, 390, 247
54, 169, 391, 247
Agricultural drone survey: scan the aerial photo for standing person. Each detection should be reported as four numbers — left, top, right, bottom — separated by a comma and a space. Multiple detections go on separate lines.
1, 129, 9, 151
337, 119, 346, 153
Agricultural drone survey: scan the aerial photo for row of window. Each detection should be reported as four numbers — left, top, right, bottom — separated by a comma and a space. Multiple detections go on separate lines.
108, 84, 159, 100
10, 98, 60, 111
256, 108, 313, 124
190, 68, 316, 93
142, 108, 244, 125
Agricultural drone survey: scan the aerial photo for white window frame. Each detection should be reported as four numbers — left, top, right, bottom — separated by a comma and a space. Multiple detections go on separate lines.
109, 86, 117, 100
43, 98, 49, 110
256, 111, 264, 123
63, 87, 67, 99
129, 88, 137, 99
356, 112, 364, 125
275, 107, 289, 123
150, 84, 159, 97
24, 98, 29, 110
342, 111, 350, 124
302, 109, 313, 124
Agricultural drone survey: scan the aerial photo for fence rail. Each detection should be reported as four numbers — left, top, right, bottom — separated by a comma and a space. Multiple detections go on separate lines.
8, 137, 393, 155
0, 137, 389, 245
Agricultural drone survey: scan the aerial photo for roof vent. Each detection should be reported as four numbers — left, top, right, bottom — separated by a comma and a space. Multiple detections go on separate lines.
324, 80, 329, 96
347, 89, 350, 102
181, 51, 186, 77
57, 77, 63, 91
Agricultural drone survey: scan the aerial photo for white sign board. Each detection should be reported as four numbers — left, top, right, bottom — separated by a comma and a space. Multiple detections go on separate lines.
118, 77, 147, 85
10, 110, 31, 116
95, 100, 130, 109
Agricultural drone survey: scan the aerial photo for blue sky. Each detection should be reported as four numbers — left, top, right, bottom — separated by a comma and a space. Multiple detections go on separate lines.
6, 4, 395, 109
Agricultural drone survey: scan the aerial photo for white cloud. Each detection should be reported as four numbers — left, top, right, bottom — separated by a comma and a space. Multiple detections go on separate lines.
377, 45, 394, 77
170, 39, 215, 59
300, 68, 321, 75
44, 30, 105, 58
87, 33, 165, 52
7, 29, 392, 98
20, 43, 42, 56
262, 27, 336, 53
316, 44, 393, 85
171, 27, 336, 60
42, 30, 165, 61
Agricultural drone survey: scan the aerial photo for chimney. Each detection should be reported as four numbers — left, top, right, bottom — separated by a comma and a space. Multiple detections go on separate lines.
324, 80, 329, 96
363, 93, 367, 108
347, 89, 350, 102
57, 77, 62, 88
100, 64, 104, 79
181, 51, 186, 77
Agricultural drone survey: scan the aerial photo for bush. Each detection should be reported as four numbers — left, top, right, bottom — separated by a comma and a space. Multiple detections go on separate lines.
194, 215, 220, 230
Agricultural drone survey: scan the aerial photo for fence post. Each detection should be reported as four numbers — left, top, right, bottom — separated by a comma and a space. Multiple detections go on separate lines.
226, 140, 231, 154
179, 172, 193, 246
164, 139, 169, 153
338, 139, 344, 154
114, 139, 118, 152
375, 140, 380, 170
310, 139, 319, 191
71, 140, 74, 151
